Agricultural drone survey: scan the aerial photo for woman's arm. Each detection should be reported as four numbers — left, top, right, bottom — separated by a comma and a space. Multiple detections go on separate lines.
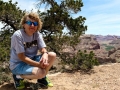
18, 53, 41, 68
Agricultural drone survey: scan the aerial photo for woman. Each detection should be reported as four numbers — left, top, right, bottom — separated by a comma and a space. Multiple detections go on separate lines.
9, 12, 56, 89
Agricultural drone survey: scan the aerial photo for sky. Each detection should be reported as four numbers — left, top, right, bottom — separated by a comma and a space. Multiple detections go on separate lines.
1, 0, 120, 35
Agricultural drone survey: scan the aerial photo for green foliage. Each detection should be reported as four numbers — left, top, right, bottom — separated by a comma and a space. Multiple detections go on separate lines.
0, 73, 11, 85
37, 1, 88, 71
0, 31, 11, 61
0, 61, 11, 85
105, 45, 114, 51
0, 0, 25, 63
101, 44, 114, 51
62, 50, 99, 71
0, 0, 25, 31
38, 0, 87, 35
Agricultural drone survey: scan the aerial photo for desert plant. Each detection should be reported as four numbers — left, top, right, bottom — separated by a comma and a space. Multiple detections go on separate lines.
0, 64, 11, 85
0, 73, 11, 85
62, 50, 99, 71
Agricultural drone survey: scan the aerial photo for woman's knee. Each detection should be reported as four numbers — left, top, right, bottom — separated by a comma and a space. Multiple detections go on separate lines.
32, 67, 46, 79
48, 52, 56, 60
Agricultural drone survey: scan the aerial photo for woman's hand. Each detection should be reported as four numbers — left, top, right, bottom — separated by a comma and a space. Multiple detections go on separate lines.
39, 53, 49, 68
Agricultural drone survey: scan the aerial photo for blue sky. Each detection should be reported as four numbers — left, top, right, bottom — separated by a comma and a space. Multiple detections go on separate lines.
80, 0, 120, 35
2, 0, 120, 35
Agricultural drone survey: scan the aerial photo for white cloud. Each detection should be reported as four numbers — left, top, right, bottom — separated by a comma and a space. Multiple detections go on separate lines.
88, 0, 120, 12
3, 0, 45, 12
12, 0, 38, 12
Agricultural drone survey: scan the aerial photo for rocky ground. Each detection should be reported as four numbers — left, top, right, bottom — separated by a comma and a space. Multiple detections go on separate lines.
1, 63, 120, 90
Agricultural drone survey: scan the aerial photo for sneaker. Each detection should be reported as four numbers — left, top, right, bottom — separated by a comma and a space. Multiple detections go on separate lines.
12, 74, 25, 89
37, 76, 53, 88
37, 77, 48, 89
46, 76, 53, 87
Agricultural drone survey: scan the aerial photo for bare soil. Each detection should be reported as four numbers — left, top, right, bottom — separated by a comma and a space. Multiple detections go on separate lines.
0, 63, 120, 90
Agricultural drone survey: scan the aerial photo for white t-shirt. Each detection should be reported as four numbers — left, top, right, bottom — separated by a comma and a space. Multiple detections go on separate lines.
9, 29, 46, 70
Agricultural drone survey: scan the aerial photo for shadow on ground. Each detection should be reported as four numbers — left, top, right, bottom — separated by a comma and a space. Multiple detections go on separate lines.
0, 81, 48, 90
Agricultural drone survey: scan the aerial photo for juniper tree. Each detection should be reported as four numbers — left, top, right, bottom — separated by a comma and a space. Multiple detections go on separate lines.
0, 0, 98, 71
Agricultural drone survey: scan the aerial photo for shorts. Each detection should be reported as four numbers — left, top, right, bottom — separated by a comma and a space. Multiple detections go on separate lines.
11, 55, 42, 75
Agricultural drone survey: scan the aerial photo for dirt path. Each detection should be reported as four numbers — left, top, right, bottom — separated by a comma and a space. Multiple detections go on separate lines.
1, 63, 120, 90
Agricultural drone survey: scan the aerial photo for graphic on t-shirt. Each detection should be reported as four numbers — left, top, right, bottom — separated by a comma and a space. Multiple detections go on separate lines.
23, 40, 38, 48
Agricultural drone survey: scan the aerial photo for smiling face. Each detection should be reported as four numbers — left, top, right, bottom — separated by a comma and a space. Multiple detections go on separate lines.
23, 17, 38, 36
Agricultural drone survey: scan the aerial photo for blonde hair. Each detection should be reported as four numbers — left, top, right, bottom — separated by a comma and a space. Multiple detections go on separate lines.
20, 12, 43, 31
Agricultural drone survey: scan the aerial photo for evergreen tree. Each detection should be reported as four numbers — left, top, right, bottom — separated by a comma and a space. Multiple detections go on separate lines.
0, 0, 25, 61
36, 0, 92, 68
0, 0, 98, 72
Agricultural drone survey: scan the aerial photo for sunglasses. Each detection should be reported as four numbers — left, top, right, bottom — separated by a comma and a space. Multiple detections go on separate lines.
25, 21, 38, 26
